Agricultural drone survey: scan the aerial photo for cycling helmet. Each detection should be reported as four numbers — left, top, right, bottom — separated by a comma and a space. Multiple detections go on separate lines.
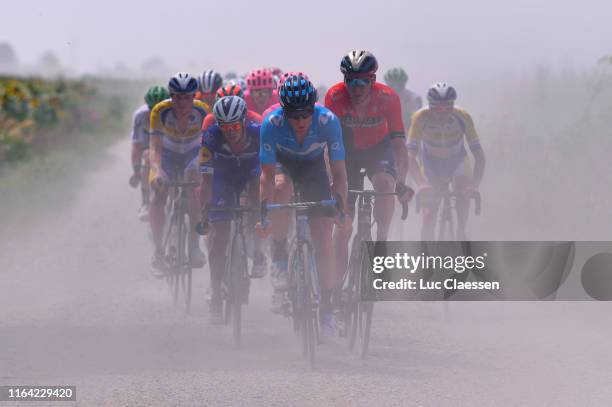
215, 84, 244, 101
277, 71, 309, 90
168, 72, 198, 94
224, 71, 238, 80
225, 77, 248, 92
384, 67, 408, 86
144, 85, 169, 109
340, 50, 378, 75
427, 82, 457, 103
198, 69, 223, 94
213, 96, 248, 124
279, 74, 317, 111
246, 69, 275, 91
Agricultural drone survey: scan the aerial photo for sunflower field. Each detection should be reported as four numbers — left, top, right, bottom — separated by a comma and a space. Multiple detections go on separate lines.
0, 76, 126, 165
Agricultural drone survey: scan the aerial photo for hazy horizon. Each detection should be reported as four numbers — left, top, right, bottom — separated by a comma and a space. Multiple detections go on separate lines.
3, 0, 612, 91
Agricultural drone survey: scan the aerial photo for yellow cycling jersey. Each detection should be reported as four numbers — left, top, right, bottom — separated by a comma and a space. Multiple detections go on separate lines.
149, 99, 210, 154
408, 107, 481, 159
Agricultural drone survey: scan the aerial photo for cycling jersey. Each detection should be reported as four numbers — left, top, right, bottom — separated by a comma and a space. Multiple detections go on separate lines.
408, 106, 481, 159
259, 105, 344, 164
149, 99, 210, 154
149, 99, 210, 182
395, 88, 423, 129
200, 123, 261, 222
260, 105, 344, 218
261, 102, 324, 121
131, 104, 151, 146
244, 89, 279, 115
324, 82, 405, 150
201, 110, 262, 132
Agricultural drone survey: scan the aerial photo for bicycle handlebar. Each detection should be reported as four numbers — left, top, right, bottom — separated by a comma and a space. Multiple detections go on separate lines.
349, 189, 409, 220
164, 180, 200, 188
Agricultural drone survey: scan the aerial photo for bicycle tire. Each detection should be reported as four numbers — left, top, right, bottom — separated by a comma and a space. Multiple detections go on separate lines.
301, 243, 317, 368
230, 231, 248, 348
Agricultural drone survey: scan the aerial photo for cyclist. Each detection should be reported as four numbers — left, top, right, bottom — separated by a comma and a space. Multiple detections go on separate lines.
201, 84, 262, 131
149, 72, 210, 272
244, 68, 279, 115
408, 82, 485, 240
255, 74, 348, 336
325, 50, 412, 292
129, 85, 169, 221
261, 71, 314, 118
199, 96, 265, 324
383, 67, 422, 130
196, 69, 223, 108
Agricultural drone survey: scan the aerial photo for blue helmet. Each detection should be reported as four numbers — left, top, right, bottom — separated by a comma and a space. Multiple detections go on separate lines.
279, 74, 317, 111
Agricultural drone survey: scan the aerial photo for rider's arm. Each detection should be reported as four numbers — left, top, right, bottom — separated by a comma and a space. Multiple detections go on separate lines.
199, 143, 214, 208
130, 110, 146, 173
461, 109, 486, 188
148, 104, 165, 181
259, 119, 277, 203
406, 112, 427, 186
386, 91, 408, 184
322, 109, 348, 210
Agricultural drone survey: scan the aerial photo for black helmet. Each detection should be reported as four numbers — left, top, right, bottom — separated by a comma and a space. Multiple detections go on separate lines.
340, 50, 378, 75
279, 74, 317, 111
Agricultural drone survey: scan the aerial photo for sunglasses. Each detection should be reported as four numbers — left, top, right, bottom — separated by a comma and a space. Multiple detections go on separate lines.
345, 75, 374, 87
219, 122, 243, 132
430, 102, 454, 112
251, 89, 272, 97
284, 109, 314, 120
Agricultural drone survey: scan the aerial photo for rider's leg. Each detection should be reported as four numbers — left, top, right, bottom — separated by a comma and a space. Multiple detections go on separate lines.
311, 217, 335, 312
270, 172, 293, 241
371, 171, 396, 241
333, 161, 360, 293
141, 149, 150, 205
150, 185, 168, 251
208, 221, 230, 323
246, 177, 266, 277
453, 175, 471, 240
185, 155, 205, 266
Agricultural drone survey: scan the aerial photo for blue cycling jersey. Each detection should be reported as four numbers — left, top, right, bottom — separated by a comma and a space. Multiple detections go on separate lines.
200, 122, 260, 180
259, 105, 345, 164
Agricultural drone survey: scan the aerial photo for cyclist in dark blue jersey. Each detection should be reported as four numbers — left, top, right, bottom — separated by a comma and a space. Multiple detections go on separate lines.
200, 96, 265, 324
256, 74, 348, 336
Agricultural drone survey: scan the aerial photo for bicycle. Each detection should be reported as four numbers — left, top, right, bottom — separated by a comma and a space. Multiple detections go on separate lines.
415, 182, 481, 241
202, 194, 257, 349
261, 196, 341, 368
340, 189, 409, 359
160, 178, 200, 314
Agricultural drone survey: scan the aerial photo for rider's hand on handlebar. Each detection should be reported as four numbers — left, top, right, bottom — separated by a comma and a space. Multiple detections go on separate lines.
128, 173, 140, 188
150, 175, 164, 191
395, 181, 415, 203
255, 221, 271, 239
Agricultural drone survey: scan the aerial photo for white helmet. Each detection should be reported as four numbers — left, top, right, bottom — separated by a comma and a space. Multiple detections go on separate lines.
198, 69, 223, 94
427, 82, 457, 103
168, 72, 198, 94
213, 96, 247, 124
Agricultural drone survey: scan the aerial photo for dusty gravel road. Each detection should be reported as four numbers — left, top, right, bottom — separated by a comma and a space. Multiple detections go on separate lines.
1, 140, 611, 406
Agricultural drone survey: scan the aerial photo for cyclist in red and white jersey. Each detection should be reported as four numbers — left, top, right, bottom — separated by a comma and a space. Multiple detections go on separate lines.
325, 50, 413, 291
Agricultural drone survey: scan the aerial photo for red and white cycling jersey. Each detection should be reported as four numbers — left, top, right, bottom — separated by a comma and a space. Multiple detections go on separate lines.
324, 82, 405, 150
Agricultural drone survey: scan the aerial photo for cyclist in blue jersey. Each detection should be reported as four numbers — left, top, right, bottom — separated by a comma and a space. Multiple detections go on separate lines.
255, 74, 348, 336
199, 96, 266, 324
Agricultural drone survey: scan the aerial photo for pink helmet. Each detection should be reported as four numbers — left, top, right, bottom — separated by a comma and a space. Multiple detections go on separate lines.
246, 69, 275, 91
277, 71, 310, 90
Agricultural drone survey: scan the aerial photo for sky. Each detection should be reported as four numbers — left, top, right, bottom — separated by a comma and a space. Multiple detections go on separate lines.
3, 0, 612, 90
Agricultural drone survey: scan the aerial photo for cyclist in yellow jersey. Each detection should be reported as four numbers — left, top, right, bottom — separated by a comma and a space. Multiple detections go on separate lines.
407, 83, 486, 241
149, 72, 211, 271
